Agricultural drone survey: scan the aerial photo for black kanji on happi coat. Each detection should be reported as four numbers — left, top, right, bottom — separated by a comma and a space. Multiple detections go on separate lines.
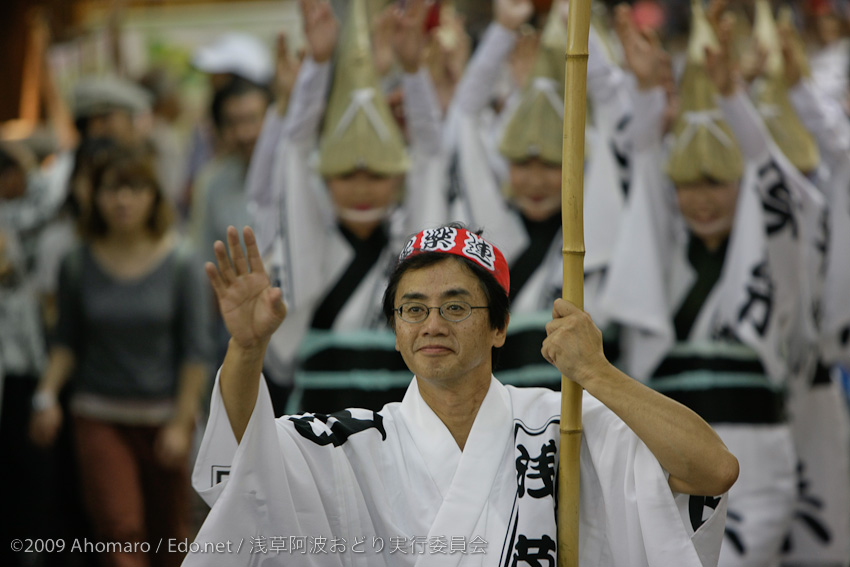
782, 460, 831, 553
737, 261, 774, 336
613, 113, 633, 198
816, 207, 829, 272
689, 495, 723, 531
758, 161, 798, 238
516, 440, 557, 499
725, 508, 747, 555
511, 535, 556, 567
499, 418, 560, 567
289, 410, 387, 447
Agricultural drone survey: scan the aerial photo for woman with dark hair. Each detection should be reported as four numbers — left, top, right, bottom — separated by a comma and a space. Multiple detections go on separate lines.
29, 146, 213, 567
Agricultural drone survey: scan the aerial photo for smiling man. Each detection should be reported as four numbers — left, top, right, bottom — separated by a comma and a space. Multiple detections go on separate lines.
186, 223, 738, 567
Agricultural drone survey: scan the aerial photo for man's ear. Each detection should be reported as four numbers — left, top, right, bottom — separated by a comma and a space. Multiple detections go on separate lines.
493, 313, 510, 349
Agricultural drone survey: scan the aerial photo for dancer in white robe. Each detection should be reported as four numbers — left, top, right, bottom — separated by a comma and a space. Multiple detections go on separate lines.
767, 10, 850, 564
448, 0, 631, 386
601, 3, 810, 565
186, 223, 738, 566
245, 0, 448, 414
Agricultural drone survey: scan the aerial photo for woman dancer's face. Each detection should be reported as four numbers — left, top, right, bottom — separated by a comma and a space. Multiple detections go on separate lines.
675, 180, 739, 250
509, 158, 562, 222
327, 170, 401, 238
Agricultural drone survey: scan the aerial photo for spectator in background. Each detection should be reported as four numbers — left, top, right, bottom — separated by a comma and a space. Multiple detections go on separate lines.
187, 77, 271, 374
72, 75, 152, 147
29, 145, 213, 567
34, 138, 119, 331
0, 141, 59, 567
189, 77, 271, 262
184, 32, 273, 208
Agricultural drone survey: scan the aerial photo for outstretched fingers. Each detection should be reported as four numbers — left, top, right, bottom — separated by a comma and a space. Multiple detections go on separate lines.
225, 226, 249, 276
242, 226, 266, 275
204, 261, 227, 299
213, 239, 236, 285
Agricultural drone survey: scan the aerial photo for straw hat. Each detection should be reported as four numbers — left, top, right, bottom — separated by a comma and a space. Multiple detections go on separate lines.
750, 0, 819, 173
666, 0, 743, 185
498, 7, 568, 165
317, 0, 409, 178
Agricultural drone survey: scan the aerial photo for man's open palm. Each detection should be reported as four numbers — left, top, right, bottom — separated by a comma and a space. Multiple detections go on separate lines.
205, 226, 287, 350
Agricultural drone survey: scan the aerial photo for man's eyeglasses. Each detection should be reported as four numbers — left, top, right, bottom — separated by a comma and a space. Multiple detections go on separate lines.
395, 301, 488, 324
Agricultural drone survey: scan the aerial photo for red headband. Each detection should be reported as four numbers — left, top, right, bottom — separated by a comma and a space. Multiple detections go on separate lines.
399, 227, 510, 295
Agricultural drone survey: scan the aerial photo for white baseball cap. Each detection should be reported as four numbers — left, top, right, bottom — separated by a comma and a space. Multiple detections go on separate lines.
192, 32, 273, 85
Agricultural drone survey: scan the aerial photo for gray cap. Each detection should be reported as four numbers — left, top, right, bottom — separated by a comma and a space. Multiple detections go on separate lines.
72, 75, 153, 118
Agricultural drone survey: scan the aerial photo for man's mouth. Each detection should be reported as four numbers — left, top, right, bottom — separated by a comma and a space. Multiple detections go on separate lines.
417, 345, 453, 355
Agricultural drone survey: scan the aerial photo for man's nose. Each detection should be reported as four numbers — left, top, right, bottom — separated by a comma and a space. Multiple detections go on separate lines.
420, 307, 448, 332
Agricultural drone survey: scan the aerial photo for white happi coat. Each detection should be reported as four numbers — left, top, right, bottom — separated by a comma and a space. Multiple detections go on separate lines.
187, 373, 727, 566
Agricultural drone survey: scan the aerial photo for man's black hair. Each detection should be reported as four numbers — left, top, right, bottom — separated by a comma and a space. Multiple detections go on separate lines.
210, 76, 272, 132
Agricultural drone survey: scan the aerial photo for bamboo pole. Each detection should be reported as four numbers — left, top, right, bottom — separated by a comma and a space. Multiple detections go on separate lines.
558, 0, 591, 565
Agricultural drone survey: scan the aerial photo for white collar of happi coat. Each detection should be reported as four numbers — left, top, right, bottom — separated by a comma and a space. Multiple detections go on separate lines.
399, 376, 513, 566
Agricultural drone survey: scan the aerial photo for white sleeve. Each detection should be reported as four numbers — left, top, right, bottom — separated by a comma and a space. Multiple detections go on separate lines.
580, 395, 728, 567
399, 69, 450, 232
283, 58, 332, 143
402, 68, 443, 157
715, 90, 771, 163
245, 107, 288, 256
188, 371, 345, 566
453, 23, 517, 115
627, 88, 666, 153
789, 79, 850, 168
599, 142, 678, 352
263, 57, 335, 310
188, 368, 399, 566
587, 25, 632, 127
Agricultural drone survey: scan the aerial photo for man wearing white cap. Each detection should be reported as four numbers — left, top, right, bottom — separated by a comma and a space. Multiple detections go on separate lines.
184, 32, 274, 201
192, 32, 274, 88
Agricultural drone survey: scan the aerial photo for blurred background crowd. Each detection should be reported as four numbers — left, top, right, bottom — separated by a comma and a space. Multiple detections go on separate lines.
1, 0, 849, 566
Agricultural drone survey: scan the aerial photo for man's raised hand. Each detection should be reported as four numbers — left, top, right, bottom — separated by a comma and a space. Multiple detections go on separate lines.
205, 226, 287, 350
